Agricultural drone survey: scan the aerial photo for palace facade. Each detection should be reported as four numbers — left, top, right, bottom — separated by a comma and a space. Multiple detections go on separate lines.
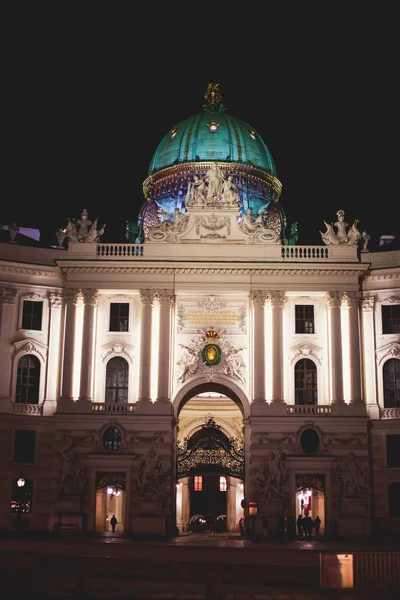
0, 83, 399, 539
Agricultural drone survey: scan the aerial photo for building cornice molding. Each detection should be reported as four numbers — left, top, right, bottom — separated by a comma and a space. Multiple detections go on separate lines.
0, 264, 61, 278
59, 266, 365, 277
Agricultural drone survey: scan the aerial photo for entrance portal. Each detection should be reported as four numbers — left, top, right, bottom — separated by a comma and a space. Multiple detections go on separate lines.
295, 474, 325, 536
95, 472, 126, 533
175, 392, 245, 533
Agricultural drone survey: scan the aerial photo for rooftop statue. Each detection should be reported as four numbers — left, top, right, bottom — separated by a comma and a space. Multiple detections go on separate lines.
64, 208, 106, 243
320, 209, 361, 246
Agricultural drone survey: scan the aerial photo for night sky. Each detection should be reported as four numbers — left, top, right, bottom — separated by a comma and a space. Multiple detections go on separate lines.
3, 5, 399, 250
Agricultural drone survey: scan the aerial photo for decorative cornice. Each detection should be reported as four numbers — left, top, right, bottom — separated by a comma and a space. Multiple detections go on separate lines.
0, 265, 61, 278
60, 266, 365, 277
21, 291, 46, 300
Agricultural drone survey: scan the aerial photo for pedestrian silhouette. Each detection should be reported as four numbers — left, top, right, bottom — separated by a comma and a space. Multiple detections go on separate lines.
110, 514, 118, 532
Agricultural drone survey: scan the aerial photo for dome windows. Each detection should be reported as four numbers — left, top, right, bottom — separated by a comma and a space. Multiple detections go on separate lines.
249, 129, 256, 140
170, 128, 178, 139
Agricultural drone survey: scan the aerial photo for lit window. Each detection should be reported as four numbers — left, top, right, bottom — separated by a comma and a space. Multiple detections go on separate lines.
194, 476, 202, 491
249, 129, 256, 140
170, 128, 178, 139
219, 476, 227, 491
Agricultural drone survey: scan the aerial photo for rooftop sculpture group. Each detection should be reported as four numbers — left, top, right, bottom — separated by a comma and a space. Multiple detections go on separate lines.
59, 209, 106, 245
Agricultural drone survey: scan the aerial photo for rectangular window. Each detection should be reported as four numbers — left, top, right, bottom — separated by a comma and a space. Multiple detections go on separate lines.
219, 476, 227, 492
194, 476, 202, 491
109, 303, 129, 332
14, 430, 36, 463
295, 305, 315, 334
21, 300, 43, 330
386, 434, 400, 467
382, 305, 400, 334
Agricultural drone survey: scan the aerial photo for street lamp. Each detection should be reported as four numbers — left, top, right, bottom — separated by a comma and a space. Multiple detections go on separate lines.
16, 477, 26, 521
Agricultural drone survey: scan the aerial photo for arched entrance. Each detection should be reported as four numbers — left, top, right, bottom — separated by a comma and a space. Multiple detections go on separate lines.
174, 382, 246, 534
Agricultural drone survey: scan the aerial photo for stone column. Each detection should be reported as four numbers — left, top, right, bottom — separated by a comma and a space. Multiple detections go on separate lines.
78, 289, 99, 403
268, 291, 286, 403
0, 288, 17, 408
43, 293, 64, 415
342, 292, 363, 404
60, 289, 81, 403
361, 297, 378, 414
326, 291, 344, 404
155, 290, 174, 403
137, 289, 154, 403
250, 291, 267, 403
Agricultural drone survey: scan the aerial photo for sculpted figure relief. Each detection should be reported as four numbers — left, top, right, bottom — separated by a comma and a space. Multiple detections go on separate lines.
57, 435, 86, 497
254, 449, 287, 499
239, 208, 264, 233
135, 448, 170, 500
204, 163, 225, 204
337, 451, 369, 498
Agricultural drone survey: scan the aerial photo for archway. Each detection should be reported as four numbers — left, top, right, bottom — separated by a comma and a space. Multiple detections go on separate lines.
95, 472, 126, 533
174, 380, 248, 534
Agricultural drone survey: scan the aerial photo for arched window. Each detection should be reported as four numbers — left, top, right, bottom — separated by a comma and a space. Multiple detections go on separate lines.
295, 359, 317, 405
105, 357, 128, 403
388, 482, 400, 517
383, 358, 400, 408
16, 355, 40, 404
102, 427, 123, 452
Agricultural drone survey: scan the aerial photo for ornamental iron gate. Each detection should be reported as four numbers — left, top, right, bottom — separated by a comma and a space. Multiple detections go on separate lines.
176, 417, 244, 480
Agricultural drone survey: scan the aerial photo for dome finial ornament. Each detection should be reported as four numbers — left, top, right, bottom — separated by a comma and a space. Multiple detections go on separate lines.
204, 81, 223, 112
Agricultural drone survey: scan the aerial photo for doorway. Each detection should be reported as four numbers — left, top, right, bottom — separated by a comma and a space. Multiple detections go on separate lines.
295, 474, 325, 536
95, 472, 126, 533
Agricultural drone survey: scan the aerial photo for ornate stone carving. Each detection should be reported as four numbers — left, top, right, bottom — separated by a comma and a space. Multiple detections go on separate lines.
57, 435, 86, 497
63, 289, 81, 304
377, 344, 400, 365
132, 448, 170, 501
0, 288, 17, 304
290, 343, 322, 366
361, 297, 374, 311
250, 290, 268, 306
252, 449, 288, 500
342, 291, 359, 308
336, 451, 369, 498
101, 342, 134, 363
81, 289, 99, 305
326, 291, 342, 308
139, 289, 155, 305
49, 293, 64, 308
155, 290, 174, 306
21, 292, 45, 300
195, 214, 231, 237
267, 291, 286, 308
320, 210, 361, 246
14, 340, 47, 362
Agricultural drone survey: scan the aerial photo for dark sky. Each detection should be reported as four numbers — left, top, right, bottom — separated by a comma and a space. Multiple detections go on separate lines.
3, 5, 399, 249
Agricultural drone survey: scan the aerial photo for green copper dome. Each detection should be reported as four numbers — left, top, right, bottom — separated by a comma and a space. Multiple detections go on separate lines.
148, 84, 277, 177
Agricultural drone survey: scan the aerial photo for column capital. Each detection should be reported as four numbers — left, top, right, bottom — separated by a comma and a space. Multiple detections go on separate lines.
81, 289, 100, 306
326, 291, 342, 309
361, 296, 375, 312
341, 291, 359, 309
140, 289, 155, 305
156, 289, 175, 307
267, 290, 286, 308
0, 287, 17, 304
250, 290, 268, 306
49, 292, 64, 308
63, 288, 82, 304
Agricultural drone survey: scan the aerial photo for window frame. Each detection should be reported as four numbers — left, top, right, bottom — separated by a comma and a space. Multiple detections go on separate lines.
295, 304, 315, 335
20, 299, 44, 331
15, 354, 41, 405
382, 304, 400, 335
109, 302, 130, 333
105, 356, 129, 404
294, 358, 318, 405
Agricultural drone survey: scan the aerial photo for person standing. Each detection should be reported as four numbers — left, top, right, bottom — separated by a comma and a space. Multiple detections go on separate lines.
314, 515, 321, 538
110, 514, 118, 533
296, 514, 304, 539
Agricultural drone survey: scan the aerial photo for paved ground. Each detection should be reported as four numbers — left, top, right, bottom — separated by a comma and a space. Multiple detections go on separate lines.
0, 531, 398, 599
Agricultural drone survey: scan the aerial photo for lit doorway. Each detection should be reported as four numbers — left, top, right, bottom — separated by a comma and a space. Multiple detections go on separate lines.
295, 474, 325, 536
95, 472, 126, 533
